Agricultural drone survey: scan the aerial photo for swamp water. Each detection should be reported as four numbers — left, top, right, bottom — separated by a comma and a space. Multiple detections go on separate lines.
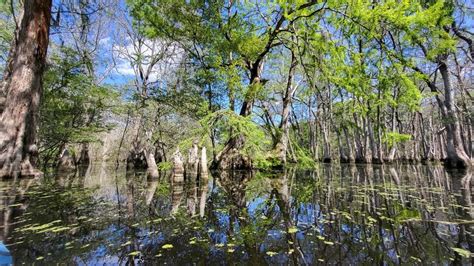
0, 164, 472, 265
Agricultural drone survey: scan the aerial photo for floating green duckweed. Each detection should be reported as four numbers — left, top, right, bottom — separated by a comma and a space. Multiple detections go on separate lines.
162, 244, 174, 249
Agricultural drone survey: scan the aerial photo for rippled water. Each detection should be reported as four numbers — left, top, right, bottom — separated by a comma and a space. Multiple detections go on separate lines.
0, 163, 472, 265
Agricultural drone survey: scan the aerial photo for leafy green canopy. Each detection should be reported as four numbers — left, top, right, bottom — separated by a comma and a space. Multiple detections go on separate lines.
40, 47, 121, 162
0, 1, 15, 73
127, 0, 459, 163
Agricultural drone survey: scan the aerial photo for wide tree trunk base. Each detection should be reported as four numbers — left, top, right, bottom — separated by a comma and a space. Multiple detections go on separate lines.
211, 135, 252, 170
264, 147, 287, 169
322, 157, 332, 163
445, 155, 472, 169
172, 150, 184, 183
354, 157, 371, 164
146, 152, 159, 179
20, 160, 43, 178
57, 148, 76, 172
0, 0, 52, 180
0, 159, 43, 179
126, 148, 160, 179
339, 155, 350, 163
77, 144, 90, 166
372, 157, 384, 164
211, 148, 252, 170
126, 149, 147, 170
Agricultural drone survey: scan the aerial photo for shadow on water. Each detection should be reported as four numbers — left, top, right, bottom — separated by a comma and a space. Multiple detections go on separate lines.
0, 163, 472, 264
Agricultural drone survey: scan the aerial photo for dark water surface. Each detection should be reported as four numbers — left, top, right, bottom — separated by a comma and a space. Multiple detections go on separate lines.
0, 163, 472, 265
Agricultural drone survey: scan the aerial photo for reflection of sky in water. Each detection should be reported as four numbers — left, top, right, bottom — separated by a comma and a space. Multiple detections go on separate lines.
0, 242, 12, 265
0, 164, 472, 264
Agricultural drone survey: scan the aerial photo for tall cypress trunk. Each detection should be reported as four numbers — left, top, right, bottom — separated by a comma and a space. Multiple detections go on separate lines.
308, 98, 318, 160
411, 113, 420, 162
418, 112, 431, 161
362, 116, 372, 163
319, 90, 331, 163
386, 107, 398, 163
321, 122, 331, 162
75, 0, 95, 167
0, 0, 52, 178
186, 142, 199, 181
337, 131, 348, 163
273, 51, 297, 165
353, 113, 365, 163
439, 132, 447, 161
376, 109, 384, 163
438, 59, 471, 168
342, 126, 355, 163
374, 88, 384, 164
367, 117, 378, 163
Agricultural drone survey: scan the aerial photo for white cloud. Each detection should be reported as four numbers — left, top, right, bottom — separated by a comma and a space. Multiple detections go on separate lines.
99, 37, 111, 46
112, 38, 184, 84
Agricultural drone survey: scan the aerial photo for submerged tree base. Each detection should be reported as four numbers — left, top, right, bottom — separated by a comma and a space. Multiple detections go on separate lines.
212, 149, 473, 171
211, 136, 253, 171
443, 155, 472, 169
0, 165, 43, 179
211, 148, 252, 171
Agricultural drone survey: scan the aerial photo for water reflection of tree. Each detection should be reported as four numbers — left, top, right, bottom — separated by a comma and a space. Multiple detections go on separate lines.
3, 164, 472, 264
171, 174, 184, 215
284, 164, 473, 264
55, 168, 77, 188
5, 179, 115, 264
449, 169, 473, 265
0, 176, 39, 242
272, 168, 308, 265
116, 169, 164, 265
171, 164, 473, 264
214, 170, 267, 264
116, 169, 140, 265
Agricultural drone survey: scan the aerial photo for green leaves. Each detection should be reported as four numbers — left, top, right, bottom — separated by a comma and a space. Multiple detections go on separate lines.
383, 132, 411, 148
394, 208, 421, 223
39, 47, 121, 164
451, 247, 472, 258
288, 226, 298, 234
236, 34, 268, 62
0, 0, 14, 72
128, 251, 141, 256
200, 110, 270, 158
161, 244, 174, 249
124, 0, 462, 168
398, 73, 422, 111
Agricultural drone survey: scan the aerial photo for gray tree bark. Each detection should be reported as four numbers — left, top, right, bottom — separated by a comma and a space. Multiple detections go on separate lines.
438, 59, 471, 168
273, 50, 298, 165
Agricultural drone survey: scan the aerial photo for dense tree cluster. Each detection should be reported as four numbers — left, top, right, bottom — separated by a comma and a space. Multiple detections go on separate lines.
130, 0, 473, 170
0, 0, 472, 177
